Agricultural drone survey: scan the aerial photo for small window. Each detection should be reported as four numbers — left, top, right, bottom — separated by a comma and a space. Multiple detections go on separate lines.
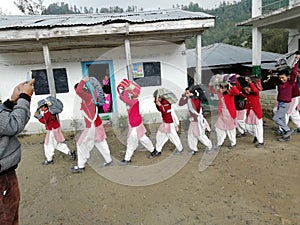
32, 68, 69, 95
133, 62, 161, 87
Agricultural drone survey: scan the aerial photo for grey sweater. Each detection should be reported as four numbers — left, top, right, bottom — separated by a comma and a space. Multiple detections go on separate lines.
0, 94, 31, 173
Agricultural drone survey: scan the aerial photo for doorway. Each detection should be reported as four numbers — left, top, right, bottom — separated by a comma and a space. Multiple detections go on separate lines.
81, 60, 116, 114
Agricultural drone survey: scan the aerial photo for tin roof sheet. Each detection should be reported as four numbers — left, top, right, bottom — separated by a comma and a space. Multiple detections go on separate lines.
187, 43, 282, 69
0, 9, 214, 29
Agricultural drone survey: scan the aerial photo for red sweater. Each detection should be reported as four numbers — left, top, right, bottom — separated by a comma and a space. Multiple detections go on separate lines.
119, 90, 142, 127
236, 80, 263, 119
277, 63, 297, 103
76, 80, 102, 128
156, 99, 173, 123
217, 86, 240, 119
38, 110, 60, 130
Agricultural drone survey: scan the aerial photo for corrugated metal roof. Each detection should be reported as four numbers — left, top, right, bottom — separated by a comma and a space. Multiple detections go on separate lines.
187, 43, 282, 69
0, 9, 214, 29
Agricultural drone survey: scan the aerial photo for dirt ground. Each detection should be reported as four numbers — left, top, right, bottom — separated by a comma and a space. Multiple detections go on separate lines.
16, 117, 300, 225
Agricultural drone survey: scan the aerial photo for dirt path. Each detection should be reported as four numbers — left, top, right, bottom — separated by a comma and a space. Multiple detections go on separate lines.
17, 118, 300, 225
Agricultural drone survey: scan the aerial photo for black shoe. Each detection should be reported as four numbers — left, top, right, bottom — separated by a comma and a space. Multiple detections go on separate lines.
188, 150, 198, 156
283, 130, 293, 139
228, 144, 236, 150
42, 160, 54, 165
68, 151, 76, 160
278, 136, 291, 142
274, 129, 284, 136
103, 160, 113, 167
148, 150, 161, 159
70, 165, 85, 173
237, 133, 246, 138
213, 145, 221, 151
120, 159, 131, 165
173, 149, 183, 155
256, 143, 264, 148
252, 137, 258, 143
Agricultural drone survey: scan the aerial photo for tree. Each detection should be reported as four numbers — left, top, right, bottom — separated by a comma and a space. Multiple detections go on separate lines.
14, 0, 45, 15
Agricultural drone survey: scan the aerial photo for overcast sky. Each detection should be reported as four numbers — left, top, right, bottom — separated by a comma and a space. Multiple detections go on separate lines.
2, 0, 239, 15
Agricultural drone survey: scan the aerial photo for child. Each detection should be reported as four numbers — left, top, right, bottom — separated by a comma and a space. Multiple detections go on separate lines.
272, 61, 300, 137
71, 76, 112, 173
235, 95, 247, 137
179, 87, 212, 155
212, 82, 240, 150
154, 94, 183, 155
35, 101, 75, 165
271, 64, 298, 141
236, 77, 264, 148
119, 87, 156, 164
102, 85, 112, 113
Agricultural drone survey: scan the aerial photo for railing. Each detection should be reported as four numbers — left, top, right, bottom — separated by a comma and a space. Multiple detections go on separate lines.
262, 0, 300, 14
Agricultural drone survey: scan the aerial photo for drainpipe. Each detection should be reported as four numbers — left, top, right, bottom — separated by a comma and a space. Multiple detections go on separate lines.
42, 44, 56, 97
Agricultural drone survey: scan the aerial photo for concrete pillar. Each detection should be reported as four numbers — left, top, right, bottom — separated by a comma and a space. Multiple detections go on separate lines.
252, 27, 262, 78
252, 0, 262, 78
195, 35, 202, 84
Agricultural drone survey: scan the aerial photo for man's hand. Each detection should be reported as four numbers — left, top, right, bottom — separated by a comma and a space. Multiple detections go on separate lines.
11, 79, 35, 102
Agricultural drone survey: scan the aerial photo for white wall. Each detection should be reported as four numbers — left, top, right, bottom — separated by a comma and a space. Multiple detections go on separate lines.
0, 41, 188, 134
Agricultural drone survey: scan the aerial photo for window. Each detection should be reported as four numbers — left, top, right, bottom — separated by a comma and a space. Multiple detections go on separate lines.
133, 62, 161, 87
32, 68, 69, 95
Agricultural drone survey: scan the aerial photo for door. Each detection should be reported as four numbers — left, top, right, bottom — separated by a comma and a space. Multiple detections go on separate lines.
81, 60, 116, 114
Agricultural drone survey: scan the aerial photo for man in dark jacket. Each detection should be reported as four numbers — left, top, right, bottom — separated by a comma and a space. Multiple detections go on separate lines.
0, 79, 34, 225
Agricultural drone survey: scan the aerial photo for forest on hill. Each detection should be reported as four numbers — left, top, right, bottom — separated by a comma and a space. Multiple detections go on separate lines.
7, 0, 290, 53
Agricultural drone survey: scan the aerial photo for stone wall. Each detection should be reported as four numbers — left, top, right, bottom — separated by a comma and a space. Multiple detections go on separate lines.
260, 89, 277, 119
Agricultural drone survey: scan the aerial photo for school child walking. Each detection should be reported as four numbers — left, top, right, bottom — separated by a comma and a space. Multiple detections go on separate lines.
268, 63, 298, 142
235, 95, 247, 137
236, 77, 264, 148
154, 93, 183, 155
71, 76, 112, 173
212, 82, 240, 150
35, 101, 75, 165
272, 60, 300, 137
119, 88, 156, 164
179, 87, 212, 155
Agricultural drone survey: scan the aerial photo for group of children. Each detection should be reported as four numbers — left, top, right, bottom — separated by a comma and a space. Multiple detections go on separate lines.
34, 51, 300, 172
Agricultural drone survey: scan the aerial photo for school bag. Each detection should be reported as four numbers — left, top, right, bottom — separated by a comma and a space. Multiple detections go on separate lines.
153, 88, 178, 104
87, 77, 106, 106
117, 78, 141, 97
44, 96, 64, 114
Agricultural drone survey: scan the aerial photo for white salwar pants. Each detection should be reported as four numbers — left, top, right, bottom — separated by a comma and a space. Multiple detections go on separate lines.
156, 123, 183, 152
246, 119, 264, 144
124, 127, 154, 161
44, 130, 70, 161
188, 122, 212, 151
77, 126, 112, 168
215, 127, 236, 147
237, 110, 247, 134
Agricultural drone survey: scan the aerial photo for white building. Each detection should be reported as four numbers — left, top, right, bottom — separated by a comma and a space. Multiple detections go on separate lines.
238, 0, 300, 77
0, 10, 215, 133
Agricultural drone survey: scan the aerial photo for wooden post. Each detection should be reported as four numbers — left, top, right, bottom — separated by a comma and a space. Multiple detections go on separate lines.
125, 39, 133, 81
42, 44, 56, 97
